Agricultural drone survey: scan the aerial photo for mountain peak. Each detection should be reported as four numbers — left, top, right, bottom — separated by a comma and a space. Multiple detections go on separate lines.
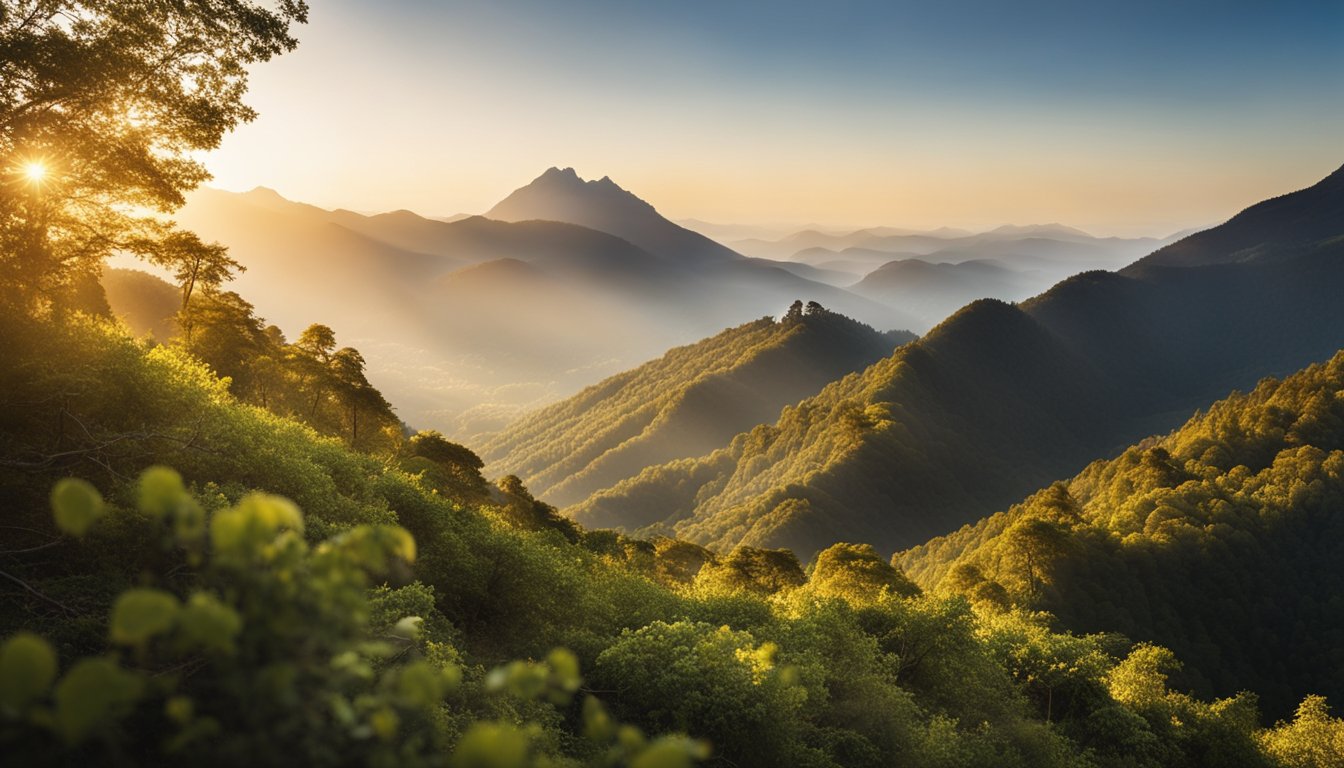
242, 186, 290, 203
485, 169, 743, 263
537, 166, 581, 183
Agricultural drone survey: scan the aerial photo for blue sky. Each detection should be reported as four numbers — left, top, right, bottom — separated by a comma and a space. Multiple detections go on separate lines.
205, 0, 1344, 235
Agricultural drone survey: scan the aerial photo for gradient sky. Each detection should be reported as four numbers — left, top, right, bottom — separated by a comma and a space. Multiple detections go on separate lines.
202, 0, 1344, 236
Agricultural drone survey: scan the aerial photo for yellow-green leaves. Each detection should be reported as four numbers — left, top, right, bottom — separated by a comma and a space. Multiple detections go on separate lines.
323, 524, 416, 574
53, 659, 143, 743
450, 722, 534, 768
631, 737, 712, 768
51, 477, 103, 536
137, 465, 206, 546
178, 592, 242, 654
583, 696, 616, 742
138, 465, 186, 519
391, 615, 423, 641
110, 588, 180, 647
395, 660, 459, 709
0, 633, 58, 714
485, 647, 582, 706
210, 493, 305, 565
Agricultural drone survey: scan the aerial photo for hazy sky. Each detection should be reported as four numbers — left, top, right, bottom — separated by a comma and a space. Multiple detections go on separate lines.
203, 0, 1344, 236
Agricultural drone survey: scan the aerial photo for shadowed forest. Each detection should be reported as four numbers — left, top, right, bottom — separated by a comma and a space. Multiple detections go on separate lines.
2, 2, 1342, 767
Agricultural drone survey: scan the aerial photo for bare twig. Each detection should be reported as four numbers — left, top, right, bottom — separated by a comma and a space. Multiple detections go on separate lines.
0, 568, 77, 616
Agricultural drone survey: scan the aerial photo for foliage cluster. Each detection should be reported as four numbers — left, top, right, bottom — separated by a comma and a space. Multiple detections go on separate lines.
900, 351, 1344, 718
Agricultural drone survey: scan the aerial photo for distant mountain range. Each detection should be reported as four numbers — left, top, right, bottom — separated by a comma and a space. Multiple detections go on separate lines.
562, 163, 1344, 558
165, 170, 914, 437
480, 306, 913, 509
715, 221, 1190, 328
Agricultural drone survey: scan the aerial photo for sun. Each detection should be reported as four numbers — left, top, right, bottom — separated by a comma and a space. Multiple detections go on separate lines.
22, 161, 47, 183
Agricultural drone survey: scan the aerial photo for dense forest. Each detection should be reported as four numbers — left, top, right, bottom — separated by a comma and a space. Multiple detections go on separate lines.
482, 302, 911, 510
2, 1, 1341, 766
571, 166, 1344, 558
899, 351, 1344, 719
4, 310, 1343, 766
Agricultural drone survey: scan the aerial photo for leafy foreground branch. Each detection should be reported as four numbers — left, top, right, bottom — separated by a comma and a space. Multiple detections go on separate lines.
0, 468, 707, 768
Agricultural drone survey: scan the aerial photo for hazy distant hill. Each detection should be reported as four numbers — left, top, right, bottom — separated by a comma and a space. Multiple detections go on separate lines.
898, 349, 1344, 718
483, 168, 916, 328
733, 223, 1165, 268
102, 268, 179, 341
481, 305, 913, 509
173, 174, 913, 437
741, 224, 1184, 329
571, 163, 1344, 558
848, 258, 1039, 327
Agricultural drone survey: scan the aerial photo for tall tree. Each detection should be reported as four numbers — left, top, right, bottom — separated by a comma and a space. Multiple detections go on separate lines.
149, 231, 244, 314
0, 0, 307, 314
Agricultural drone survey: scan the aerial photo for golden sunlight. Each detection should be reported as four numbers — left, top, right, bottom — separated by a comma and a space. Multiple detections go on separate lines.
22, 161, 47, 183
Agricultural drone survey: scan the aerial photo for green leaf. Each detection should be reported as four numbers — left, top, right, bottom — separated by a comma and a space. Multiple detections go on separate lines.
177, 592, 241, 653
631, 736, 711, 768
164, 695, 194, 724
391, 615, 423, 640
0, 633, 58, 713
397, 661, 445, 709
210, 493, 304, 563
110, 588, 180, 646
450, 722, 531, 768
54, 659, 143, 743
138, 465, 185, 519
172, 497, 207, 543
582, 696, 616, 743
51, 478, 103, 537
369, 707, 399, 741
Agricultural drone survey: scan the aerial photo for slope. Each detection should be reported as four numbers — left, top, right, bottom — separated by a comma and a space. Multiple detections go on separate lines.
571, 162, 1344, 558
898, 350, 1344, 718
482, 305, 913, 509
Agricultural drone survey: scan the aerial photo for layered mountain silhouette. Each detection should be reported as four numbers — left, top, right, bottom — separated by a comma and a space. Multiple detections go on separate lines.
724, 222, 1188, 329
566, 162, 1344, 558
481, 305, 913, 508
848, 258, 1039, 327
169, 171, 913, 437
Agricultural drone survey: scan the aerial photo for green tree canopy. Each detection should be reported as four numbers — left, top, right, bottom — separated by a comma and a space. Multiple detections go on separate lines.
0, 0, 307, 314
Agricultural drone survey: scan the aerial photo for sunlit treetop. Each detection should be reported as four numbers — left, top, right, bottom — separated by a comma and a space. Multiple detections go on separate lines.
0, 0, 308, 314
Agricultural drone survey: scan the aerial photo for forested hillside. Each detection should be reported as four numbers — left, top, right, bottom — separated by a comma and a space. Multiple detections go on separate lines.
572, 166, 1344, 557
899, 350, 1344, 720
4, 309, 1340, 766
482, 302, 912, 509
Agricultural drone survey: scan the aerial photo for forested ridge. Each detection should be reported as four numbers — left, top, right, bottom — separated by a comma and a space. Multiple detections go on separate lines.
898, 350, 1344, 719
482, 301, 912, 510
570, 166, 1344, 558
